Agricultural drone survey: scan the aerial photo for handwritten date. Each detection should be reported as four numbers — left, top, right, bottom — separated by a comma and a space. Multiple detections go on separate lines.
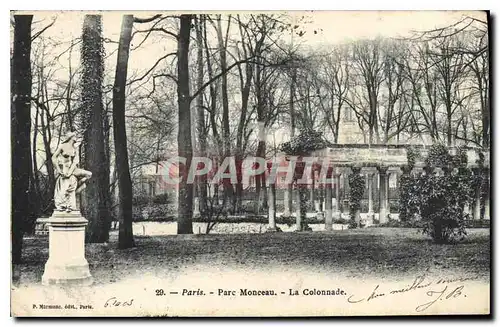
104, 297, 134, 308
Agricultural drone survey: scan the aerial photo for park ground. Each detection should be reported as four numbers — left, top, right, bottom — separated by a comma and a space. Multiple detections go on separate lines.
16, 227, 490, 286
11, 227, 491, 316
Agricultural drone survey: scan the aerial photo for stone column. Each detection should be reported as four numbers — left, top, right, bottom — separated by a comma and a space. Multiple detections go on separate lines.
283, 184, 293, 217
351, 166, 362, 225
333, 173, 341, 218
367, 172, 374, 214
387, 171, 392, 218
314, 199, 321, 212
193, 197, 201, 217
366, 172, 374, 224
325, 181, 333, 231
484, 169, 490, 220
464, 202, 470, 216
473, 193, 481, 220
295, 185, 308, 231
473, 168, 481, 220
378, 166, 389, 224
342, 170, 350, 217
310, 170, 315, 211
267, 183, 278, 232
42, 211, 93, 286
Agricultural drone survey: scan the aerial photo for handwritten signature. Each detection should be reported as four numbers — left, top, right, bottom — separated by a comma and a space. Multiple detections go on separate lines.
347, 275, 475, 312
415, 285, 465, 312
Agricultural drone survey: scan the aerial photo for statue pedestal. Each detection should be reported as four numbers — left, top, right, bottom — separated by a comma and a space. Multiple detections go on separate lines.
42, 211, 93, 286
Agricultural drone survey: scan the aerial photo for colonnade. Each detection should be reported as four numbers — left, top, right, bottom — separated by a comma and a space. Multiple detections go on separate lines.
270, 164, 490, 232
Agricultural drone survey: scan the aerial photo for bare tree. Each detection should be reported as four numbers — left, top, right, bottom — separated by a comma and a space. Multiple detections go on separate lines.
11, 14, 33, 264
428, 35, 470, 146
113, 15, 135, 248
379, 41, 412, 143
312, 46, 350, 143
81, 14, 112, 243
465, 22, 489, 148
194, 15, 208, 213
347, 39, 385, 144
177, 14, 194, 234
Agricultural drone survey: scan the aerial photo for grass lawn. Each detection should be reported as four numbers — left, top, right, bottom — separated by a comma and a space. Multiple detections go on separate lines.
15, 227, 490, 287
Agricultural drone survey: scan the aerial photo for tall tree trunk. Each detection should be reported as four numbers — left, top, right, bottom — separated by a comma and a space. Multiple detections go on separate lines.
235, 64, 253, 213
215, 15, 234, 209
11, 14, 33, 264
195, 15, 207, 214
103, 103, 112, 233
32, 104, 40, 217
177, 15, 194, 234
255, 138, 268, 211
254, 60, 268, 211
66, 39, 75, 131
447, 106, 453, 146
113, 15, 135, 249
40, 107, 55, 214
290, 69, 296, 138
283, 69, 296, 217
81, 15, 111, 243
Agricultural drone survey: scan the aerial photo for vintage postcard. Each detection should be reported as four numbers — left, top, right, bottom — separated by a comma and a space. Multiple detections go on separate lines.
10, 10, 490, 317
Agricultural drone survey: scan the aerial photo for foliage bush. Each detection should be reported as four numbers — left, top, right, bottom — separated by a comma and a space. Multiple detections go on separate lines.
279, 127, 329, 156
348, 168, 365, 228
132, 195, 150, 206
399, 173, 421, 222
406, 146, 420, 170
279, 127, 329, 231
425, 143, 452, 168
400, 143, 477, 243
132, 193, 171, 207
132, 203, 177, 221
375, 218, 425, 228
152, 193, 170, 204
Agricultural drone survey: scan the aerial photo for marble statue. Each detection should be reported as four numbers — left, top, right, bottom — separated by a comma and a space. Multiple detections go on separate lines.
51, 132, 92, 212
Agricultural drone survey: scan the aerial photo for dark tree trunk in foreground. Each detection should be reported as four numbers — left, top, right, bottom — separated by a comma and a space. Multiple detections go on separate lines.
177, 15, 194, 234
11, 15, 33, 264
113, 15, 135, 248
81, 15, 111, 243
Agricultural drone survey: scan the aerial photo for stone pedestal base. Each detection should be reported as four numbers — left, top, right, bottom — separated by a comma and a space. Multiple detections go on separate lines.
314, 200, 321, 212
265, 226, 282, 233
379, 208, 388, 224
42, 211, 93, 286
366, 212, 375, 225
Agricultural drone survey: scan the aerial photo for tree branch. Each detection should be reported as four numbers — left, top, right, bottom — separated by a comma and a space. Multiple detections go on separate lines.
190, 56, 256, 101
31, 18, 56, 41
127, 52, 177, 85
133, 14, 162, 24
132, 27, 178, 40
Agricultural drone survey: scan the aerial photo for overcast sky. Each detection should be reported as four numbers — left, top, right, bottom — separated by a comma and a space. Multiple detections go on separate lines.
22, 10, 487, 78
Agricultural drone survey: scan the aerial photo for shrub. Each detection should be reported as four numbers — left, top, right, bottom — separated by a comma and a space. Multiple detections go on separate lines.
132, 203, 177, 221
399, 173, 421, 222
400, 143, 476, 243
279, 128, 329, 156
406, 146, 420, 170
132, 195, 150, 206
152, 193, 170, 204
376, 218, 424, 228
348, 168, 365, 228
238, 201, 259, 214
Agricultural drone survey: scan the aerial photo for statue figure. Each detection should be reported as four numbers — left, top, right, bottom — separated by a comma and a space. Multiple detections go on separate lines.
51, 132, 92, 212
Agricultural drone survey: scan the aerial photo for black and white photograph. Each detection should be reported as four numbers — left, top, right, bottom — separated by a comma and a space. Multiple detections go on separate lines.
9, 10, 491, 317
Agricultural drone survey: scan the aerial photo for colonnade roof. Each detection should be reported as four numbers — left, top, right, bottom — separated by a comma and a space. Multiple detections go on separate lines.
307, 144, 489, 169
